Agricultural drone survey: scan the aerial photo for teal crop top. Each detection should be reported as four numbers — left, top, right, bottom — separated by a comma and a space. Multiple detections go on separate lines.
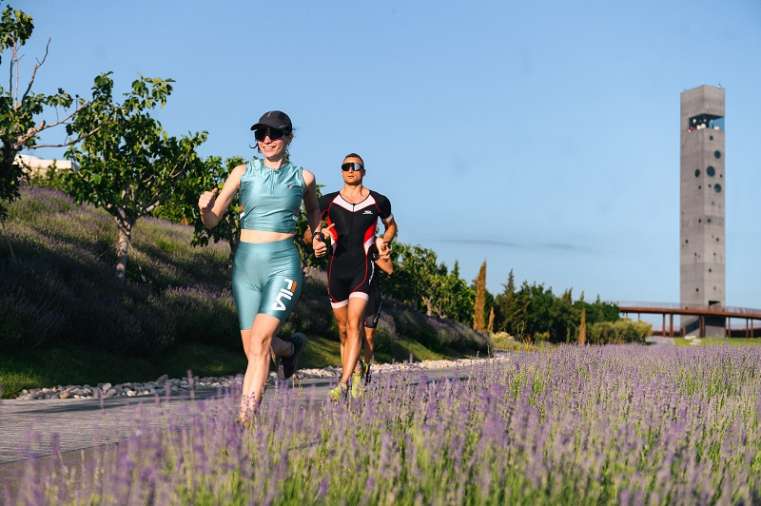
239, 158, 305, 233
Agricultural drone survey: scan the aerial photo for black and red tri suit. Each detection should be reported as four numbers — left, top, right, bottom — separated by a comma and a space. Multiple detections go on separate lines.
318, 190, 392, 308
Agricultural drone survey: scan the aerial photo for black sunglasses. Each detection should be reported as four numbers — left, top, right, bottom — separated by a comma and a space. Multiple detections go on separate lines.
341, 162, 364, 172
254, 127, 287, 142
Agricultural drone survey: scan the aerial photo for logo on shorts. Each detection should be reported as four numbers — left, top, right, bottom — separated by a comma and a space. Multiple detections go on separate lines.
272, 279, 297, 311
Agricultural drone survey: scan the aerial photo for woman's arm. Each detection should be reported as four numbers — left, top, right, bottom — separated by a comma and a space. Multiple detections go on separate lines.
382, 217, 397, 244
375, 254, 394, 275
375, 216, 397, 259
198, 164, 245, 230
302, 169, 327, 257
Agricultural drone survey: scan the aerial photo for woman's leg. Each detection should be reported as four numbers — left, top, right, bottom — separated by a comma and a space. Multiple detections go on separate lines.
240, 314, 282, 418
235, 239, 302, 418
363, 326, 375, 363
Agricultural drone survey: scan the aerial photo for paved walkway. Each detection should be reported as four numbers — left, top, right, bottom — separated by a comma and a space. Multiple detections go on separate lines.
0, 378, 332, 465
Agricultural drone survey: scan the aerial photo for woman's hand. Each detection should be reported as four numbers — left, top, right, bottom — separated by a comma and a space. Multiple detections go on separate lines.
375, 236, 391, 259
198, 188, 219, 214
312, 233, 327, 258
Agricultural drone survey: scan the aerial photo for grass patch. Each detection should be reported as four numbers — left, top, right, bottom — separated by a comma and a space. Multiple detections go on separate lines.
674, 337, 761, 347
0, 345, 158, 398
0, 343, 251, 398
0, 335, 455, 398
301, 336, 342, 369
491, 333, 543, 352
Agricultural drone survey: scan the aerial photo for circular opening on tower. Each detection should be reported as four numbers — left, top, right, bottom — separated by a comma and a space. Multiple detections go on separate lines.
714, 183, 722, 193
694, 169, 701, 177
709, 135, 714, 141
707, 166, 716, 177
714, 150, 721, 159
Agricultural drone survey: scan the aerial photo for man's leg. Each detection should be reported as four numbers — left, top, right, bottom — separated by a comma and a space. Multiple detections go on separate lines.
339, 296, 368, 386
332, 304, 349, 369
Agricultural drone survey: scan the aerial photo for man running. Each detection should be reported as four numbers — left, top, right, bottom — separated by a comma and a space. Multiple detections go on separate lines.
318, 153, 396, 400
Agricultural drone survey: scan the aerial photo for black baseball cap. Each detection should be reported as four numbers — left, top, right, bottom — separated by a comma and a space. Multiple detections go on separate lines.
250, 110, 292, 132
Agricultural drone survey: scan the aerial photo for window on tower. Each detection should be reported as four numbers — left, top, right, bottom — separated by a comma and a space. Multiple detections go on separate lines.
688, 114, 724, 132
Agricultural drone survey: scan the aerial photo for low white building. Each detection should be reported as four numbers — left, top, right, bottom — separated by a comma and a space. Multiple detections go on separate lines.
15, 154, 78, 177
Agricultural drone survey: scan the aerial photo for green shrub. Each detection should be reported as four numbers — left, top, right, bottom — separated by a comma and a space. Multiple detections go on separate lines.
589, 318, 651, 344
160, 288, 239, 350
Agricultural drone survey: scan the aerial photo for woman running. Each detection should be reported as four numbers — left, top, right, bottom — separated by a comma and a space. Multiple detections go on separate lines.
357, 248, 393, 385
198, 111, 326, 420
318, 153, 397, 400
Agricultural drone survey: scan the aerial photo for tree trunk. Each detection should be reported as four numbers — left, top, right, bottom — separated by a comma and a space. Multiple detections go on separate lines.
422, 297, 434, 317
115, 215, 135, 281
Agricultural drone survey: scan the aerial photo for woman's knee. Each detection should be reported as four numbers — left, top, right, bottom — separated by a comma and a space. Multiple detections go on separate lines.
248, 332, 273, 360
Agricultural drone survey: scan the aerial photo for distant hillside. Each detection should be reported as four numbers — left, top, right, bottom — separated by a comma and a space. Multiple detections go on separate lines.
0, 186, 488, 396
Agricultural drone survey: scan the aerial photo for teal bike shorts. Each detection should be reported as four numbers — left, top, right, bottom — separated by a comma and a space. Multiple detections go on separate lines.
232, 238, 303, 330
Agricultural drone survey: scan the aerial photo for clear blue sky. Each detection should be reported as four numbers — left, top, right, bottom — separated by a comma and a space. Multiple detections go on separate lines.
17, 0, 761, 307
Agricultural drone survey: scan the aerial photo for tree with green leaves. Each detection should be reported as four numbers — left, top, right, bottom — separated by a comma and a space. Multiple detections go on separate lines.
0, 2, 88, 220
383, 244, 473, 321
473, 260, 487, 332
438, 261, 474, 323
385, 243, 443, 315
156, 155, 244, 262
64, 73, 207, 280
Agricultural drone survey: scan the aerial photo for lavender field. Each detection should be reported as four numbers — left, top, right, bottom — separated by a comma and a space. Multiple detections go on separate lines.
7, 345, 761, 505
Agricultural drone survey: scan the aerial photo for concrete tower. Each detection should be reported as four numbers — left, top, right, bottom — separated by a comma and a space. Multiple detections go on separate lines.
680, 85, 725, 336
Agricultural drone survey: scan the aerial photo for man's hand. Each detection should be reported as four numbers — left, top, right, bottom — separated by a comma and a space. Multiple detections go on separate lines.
198, 188, 219, 214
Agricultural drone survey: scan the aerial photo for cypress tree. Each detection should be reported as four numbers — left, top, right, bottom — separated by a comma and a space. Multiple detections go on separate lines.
473, 260, 487, 331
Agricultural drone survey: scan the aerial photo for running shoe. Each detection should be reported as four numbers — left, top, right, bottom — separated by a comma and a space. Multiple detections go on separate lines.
350, 375, 364, 399
280, 332, 307, 380
351, 360, 364, 391
329, 382, 348, 402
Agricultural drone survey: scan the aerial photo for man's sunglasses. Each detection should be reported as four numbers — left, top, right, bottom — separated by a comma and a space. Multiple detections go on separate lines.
254, 127, 288, 142
341, 162, 364, 172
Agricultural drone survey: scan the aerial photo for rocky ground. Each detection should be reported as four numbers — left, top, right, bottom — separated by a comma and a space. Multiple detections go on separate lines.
14, 355, 508, 400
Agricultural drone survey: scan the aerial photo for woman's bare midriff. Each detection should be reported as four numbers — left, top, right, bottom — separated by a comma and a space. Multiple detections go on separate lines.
240, 229, 295, 244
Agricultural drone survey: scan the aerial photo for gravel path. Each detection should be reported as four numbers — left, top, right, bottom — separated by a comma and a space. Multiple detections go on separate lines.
13, 355, 505, 400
